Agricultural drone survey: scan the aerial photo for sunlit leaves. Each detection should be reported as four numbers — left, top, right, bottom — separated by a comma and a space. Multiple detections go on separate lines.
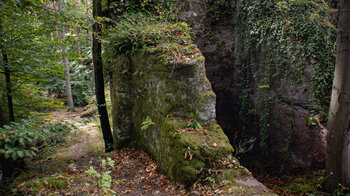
0, 116, 71, 160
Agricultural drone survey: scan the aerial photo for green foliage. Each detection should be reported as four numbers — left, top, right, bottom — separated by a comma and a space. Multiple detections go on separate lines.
109, 0, 177, 20
141, 116, 155, 130
104, 14, 192, 59
86, 157, 116, 195
0, 115, 72, 161
186, 111, 203, 130
70, 63, 94, 106
13, 175, 68, 194
40, 121, 74, 157
207, 0, 235, 21
0, 0, 95, 118
237, 0, 336, 110
236, 0, 336, 147
13, 86, 64, 119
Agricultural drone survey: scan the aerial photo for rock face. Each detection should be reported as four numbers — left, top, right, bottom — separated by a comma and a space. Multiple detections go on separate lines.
176, 0, 328, 172
109, 23, 273, 193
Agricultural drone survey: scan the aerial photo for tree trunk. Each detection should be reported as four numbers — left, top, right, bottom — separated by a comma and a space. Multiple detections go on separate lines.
0, 103, 5, 127
74, 0, 82, 66
57, 0, 74, 109
92, 0, 114, 152
86, 0, 95, 90
326, 0, 350, 192
2, 51, 14, 122
77, 27, 82, 65
0, 19, 14, 122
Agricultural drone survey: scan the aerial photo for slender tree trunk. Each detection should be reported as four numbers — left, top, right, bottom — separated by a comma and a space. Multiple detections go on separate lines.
93, 0, 114, 152
57, 0, 74, 109
0, 102, 5, 127
0, 20, 14, 122
86, 0, 95, 90
2, 51, 14, 122
74, 0, 82, 66
326, 0, 350, 192
77, 27, 82, 65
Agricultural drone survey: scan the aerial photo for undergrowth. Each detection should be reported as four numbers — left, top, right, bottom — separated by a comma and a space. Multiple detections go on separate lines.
0, 114, 74, 161
104, 14, 192, 59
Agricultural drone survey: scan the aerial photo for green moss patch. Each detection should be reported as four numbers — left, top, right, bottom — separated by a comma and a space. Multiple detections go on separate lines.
12, 175, 68, 195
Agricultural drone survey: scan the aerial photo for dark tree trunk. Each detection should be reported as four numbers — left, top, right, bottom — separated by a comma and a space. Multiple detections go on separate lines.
2, 51, 14, 122
326, 0, 350, 192
0, 101, 6, 127
0, 19, 14, 122
93, 0, 114, 152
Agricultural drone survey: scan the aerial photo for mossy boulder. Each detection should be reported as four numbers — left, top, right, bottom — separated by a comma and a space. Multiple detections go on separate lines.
109, 40, 227, 184
108, 21, 273, 194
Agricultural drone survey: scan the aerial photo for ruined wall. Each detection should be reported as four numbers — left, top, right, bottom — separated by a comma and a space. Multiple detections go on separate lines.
176, 0, 329, 172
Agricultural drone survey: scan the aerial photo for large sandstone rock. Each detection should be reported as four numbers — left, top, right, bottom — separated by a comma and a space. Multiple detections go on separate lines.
176, 0, 327, 172
109, 22, 273, 194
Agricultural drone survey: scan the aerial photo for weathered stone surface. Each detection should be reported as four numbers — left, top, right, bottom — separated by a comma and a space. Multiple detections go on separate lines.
176, 0, 326, 172
109, 44, 230, 183
109, 31, 273, 194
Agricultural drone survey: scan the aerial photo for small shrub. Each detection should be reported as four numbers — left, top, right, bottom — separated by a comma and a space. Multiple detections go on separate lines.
86, 157, 116, 195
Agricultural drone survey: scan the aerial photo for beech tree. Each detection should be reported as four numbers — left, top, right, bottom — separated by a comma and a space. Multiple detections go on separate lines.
92, 0, 114, 152
57, 0, 74, 109
326, 0, 350, 192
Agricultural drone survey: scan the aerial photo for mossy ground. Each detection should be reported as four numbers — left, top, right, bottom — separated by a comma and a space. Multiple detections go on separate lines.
13, 175, 68, 195
256, 170, 349, 195
5, 107, 105, 195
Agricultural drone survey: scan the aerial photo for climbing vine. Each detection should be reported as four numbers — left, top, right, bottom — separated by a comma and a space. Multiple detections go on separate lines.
237, 0, 336, 108
207, 0, 235, 21
236, 0, 337, 147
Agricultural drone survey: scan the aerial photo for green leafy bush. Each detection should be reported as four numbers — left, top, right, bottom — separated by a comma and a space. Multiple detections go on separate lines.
0, 116, 72, 160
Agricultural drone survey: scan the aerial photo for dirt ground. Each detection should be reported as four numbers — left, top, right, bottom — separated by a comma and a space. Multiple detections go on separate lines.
7, 107, 189, 195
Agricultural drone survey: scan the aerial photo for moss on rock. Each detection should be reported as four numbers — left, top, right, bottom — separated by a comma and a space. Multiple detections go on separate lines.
108, 20, 271, 194
80, 106, 97, 118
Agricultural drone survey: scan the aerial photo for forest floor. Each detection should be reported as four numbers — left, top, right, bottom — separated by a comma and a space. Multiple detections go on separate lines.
5, 107, 189, 195
4, 107, 338, 196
